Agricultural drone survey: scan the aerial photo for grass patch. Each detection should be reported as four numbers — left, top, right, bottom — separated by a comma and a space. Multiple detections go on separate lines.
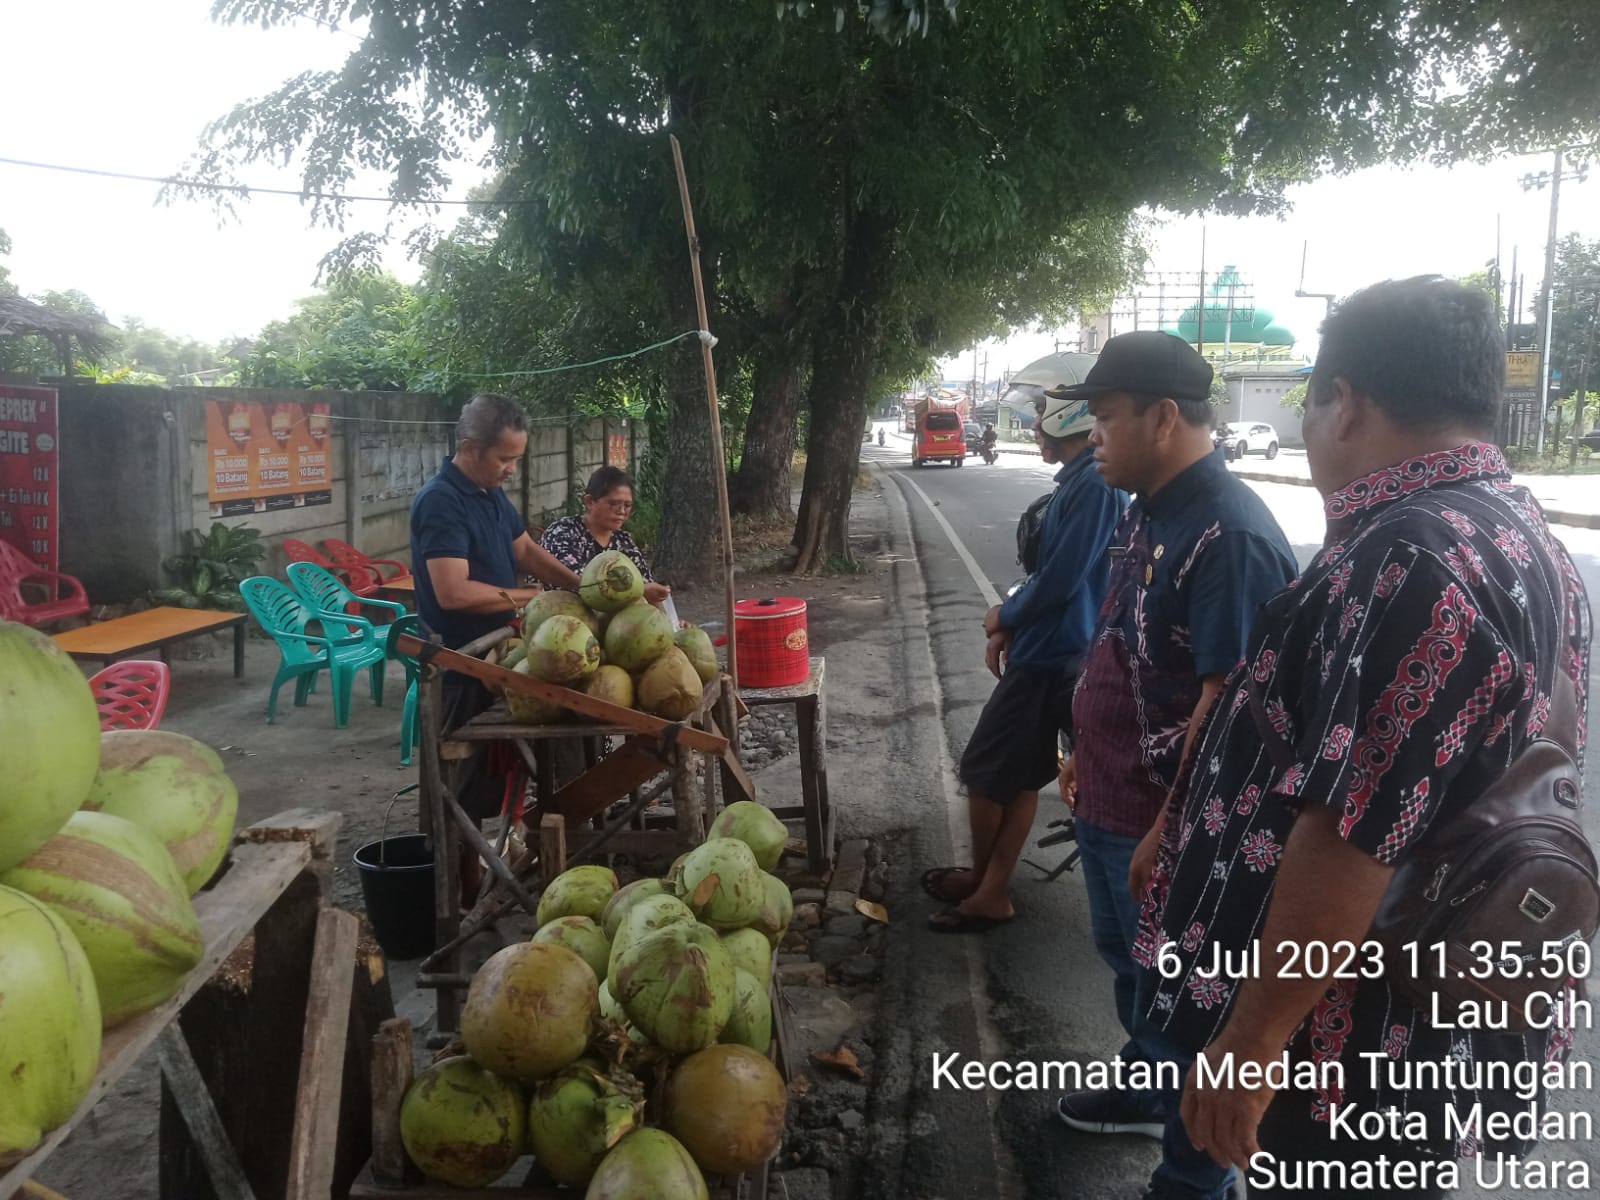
824, 553, 870, 575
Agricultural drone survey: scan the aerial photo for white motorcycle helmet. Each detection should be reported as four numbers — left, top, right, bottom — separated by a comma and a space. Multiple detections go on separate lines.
1037, 389, 1096, 439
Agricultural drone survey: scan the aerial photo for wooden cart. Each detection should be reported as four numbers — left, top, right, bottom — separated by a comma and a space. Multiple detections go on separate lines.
398, 629, 755, 1035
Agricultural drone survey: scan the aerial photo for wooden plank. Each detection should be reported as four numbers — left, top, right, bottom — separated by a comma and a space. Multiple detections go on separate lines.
545, 740, 667, 826
0, 841, 311, 1196
369, 1019, 414, 1185
396, 634, 727, 753
539, 813, 568, 885
287, 908, 361, 1200
155, 1026, 258, 1200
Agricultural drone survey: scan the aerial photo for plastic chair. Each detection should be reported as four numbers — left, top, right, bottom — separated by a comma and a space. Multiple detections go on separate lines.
88, 660, 171, 731
238, 576, 386, 727
322, 537, 410, 584
385, 615, 422, 766
286, 561, 406, 628
0, 539, 91, 627
281, 538, 380, 598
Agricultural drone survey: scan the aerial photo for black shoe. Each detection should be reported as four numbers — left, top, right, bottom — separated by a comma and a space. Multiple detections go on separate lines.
1055, 1088, 1164, 1139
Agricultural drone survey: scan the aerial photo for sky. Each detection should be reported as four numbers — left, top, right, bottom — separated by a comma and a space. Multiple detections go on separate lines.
4, 2, 1600, 364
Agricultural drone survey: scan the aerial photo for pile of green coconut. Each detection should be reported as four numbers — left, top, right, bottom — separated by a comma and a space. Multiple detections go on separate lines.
489, 549, 719, 724
399, 801, 796, 1196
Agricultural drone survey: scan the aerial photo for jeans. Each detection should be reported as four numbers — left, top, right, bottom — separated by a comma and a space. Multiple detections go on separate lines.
1075, 818, 1234, 1200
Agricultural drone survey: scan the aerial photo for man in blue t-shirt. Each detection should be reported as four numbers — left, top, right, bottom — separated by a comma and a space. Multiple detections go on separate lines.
922, 392, 1127, 933
411, 393, 578, 651
410, 393, 580, 820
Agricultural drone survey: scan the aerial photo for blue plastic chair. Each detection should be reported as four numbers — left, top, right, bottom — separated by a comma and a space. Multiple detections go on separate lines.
286, 560, 407, 627
238, 576, 387, 727
385, 615, 422, 766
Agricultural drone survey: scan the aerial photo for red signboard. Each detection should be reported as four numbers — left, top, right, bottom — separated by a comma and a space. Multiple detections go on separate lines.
0, 384, 60, 573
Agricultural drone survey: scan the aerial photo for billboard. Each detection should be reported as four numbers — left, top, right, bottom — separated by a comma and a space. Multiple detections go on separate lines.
206, 398, 333, 517
607, 430, 630, 469
1505, 351, 1541, 391
0, 384, 60, 572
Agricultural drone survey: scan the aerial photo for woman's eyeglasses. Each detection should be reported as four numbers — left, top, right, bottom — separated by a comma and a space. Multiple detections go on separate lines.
599, 499, 633, 515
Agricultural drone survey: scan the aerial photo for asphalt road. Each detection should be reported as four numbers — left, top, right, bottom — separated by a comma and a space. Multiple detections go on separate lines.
866, 421, 1600, 1200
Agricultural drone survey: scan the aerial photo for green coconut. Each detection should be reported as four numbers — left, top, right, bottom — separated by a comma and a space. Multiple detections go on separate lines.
603, 602, 676, 673
583, 664, 635, 714
707, 801, 788, 872
750, 873, 795, 947
0, 884, 101, 1167
613, 922, 735, 1054
527, 1060, 643, 1187
637, 647, 704, 720
663, 1044, 787, 1176
505, 657, 570, 724
675, 837, 765, 931
537, 864, 619, 927
2, 811, 203, 1026
533, 915, 612, 982
597, 980, 648, 1044
522, 588, 600, 639
579, 549, 646, 614
460, 942, 597, 1082
674, 626, 719, 684
607, 892, 696, 981
719, 968, 772, 1053
0, 622, 104, 874
719, 927, 774, 991
527, 613, 602, 685
400, 1055, 526, 1188
600, 878, 667, 941
586, 1128, 708, 1200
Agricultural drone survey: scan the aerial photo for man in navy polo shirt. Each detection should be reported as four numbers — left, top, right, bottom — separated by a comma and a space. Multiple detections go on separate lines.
411, 393, 580, 818
1051, 332, 1296, 1200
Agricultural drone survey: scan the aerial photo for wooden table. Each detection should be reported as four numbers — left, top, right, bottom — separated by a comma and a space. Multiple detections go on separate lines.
742, 656, 832, 872
54, 605, 249, 677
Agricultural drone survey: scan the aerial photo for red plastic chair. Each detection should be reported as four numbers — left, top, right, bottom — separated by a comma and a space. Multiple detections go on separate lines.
89, 660, 172, 731
282, 538, 380, 598
0, 539, 90, 627
322, 537, 410, 584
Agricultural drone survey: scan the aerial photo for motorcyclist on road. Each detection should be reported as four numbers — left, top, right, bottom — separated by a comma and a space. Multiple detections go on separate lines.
877, 427, 886, 446
980, 422, 998, 463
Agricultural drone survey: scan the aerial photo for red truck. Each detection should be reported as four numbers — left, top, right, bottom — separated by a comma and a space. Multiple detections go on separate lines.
910, 396, 969, 467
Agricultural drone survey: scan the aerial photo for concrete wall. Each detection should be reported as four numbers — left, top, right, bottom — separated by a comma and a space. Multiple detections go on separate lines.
54, 384, 644, 603
1221, 375, 1304, 446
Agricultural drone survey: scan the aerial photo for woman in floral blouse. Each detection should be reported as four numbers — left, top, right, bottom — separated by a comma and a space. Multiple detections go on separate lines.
540, 466, 671, 604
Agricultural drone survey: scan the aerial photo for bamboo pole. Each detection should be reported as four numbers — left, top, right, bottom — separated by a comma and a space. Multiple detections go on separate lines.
669, 133, 739, 692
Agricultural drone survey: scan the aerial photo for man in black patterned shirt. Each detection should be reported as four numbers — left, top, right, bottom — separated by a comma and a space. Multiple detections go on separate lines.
1131, 277, 1592, 1199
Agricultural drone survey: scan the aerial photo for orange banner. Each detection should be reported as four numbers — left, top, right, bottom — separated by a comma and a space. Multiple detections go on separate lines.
206, 398, 334, 517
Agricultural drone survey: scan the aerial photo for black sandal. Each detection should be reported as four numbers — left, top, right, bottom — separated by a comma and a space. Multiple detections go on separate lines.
926, 907, 1014, 934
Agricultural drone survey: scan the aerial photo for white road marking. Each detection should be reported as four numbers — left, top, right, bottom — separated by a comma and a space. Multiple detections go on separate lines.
892, 467, 1004, 608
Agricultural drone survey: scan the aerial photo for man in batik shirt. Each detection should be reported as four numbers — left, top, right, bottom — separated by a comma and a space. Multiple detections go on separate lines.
1133, 276, 1591, 1200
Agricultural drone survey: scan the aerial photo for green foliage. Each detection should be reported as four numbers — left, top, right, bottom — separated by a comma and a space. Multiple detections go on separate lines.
152, 523, 266, 611
240, 271, 423, 390
1280, 382, 1308, 415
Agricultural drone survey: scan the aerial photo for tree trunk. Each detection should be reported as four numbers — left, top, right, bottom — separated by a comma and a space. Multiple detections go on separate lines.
651, 250, 723, 587
729, 344, 805, 518
790, 215, 892, 574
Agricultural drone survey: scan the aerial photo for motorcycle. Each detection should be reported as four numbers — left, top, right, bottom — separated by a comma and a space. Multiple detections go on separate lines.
877, 428, 885, 446
980, 443, 998, 466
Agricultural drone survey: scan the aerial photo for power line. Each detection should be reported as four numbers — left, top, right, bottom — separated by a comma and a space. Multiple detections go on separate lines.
0, 155, 522, 206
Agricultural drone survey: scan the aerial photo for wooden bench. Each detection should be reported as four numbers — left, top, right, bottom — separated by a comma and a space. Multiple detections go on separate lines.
54, 605, 249, 678
741, 656, 833, 873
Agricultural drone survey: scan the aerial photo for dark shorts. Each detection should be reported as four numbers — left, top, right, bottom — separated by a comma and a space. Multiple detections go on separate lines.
957, 665, 1076, 803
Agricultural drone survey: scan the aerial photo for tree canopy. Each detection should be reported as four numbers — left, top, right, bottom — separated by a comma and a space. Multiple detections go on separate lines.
188, 0, 1600, 574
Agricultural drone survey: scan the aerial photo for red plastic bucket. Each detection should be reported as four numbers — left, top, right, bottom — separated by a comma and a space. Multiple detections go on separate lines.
733, 597, 810, 688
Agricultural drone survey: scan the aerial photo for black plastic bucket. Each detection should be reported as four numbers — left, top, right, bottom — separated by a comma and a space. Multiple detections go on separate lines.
354, 833, 436, 961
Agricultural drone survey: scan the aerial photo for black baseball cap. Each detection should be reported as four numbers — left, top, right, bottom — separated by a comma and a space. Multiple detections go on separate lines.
1043, 330, 1212, 404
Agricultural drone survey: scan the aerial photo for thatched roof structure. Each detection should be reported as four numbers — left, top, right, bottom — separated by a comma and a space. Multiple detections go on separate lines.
0, 294, 114, 374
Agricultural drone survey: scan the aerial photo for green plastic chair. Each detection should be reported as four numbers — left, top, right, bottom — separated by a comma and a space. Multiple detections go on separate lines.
385, 615, 423, 765
239, 576, 387, 727
286, 560, 407, 626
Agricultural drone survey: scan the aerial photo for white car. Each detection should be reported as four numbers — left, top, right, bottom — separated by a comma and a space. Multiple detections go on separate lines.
1216, 422, 1280, 460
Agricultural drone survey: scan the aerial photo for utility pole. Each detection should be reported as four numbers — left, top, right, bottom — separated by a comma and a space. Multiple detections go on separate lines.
1295, 242, 1336, 319
1196, 226, 1206, 355
1533, 148, 1564, 454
